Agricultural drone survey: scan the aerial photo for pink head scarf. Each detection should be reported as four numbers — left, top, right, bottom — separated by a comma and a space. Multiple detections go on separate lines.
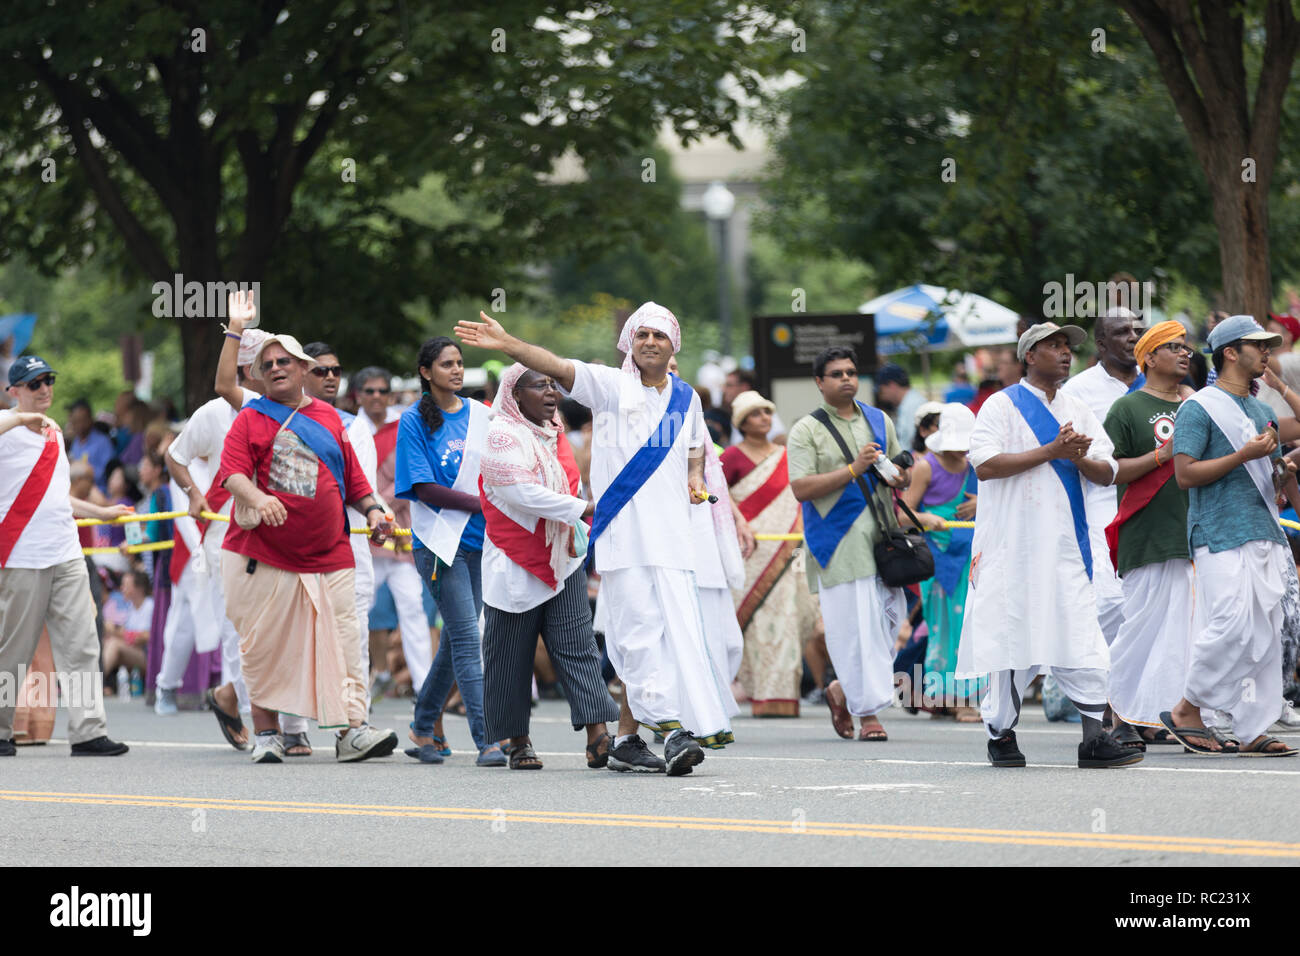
480, 363, 573, 585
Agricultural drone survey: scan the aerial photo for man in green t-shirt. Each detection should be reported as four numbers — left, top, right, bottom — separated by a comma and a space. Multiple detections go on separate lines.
1102, 322, 1196, 750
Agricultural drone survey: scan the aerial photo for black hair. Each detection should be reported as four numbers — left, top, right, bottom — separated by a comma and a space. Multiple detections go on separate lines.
355, 365, 391, 390
125, 569, 151, 594
728, 368, 758, 389
813, 346, 859, 379
559, 398, 591, 431
913, 413, 941, 452
416, 336, 461, 434
1211, 341, 1239, 375
69, 398, 91, 414
302, 341, 336, 360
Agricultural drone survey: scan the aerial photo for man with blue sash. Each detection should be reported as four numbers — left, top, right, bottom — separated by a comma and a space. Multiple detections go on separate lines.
956, 322, 1142, 769
455, 303, 730, 776
787, 345, 910, 743
1061, 307, 1146, 647
215, 331, 398, 765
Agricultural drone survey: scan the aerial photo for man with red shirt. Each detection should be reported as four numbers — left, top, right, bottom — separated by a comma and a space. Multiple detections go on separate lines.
216, 334, 397, 763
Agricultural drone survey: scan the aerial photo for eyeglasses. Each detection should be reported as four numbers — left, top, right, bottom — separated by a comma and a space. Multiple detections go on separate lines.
310, 366, 342, 378
516, 380, 561, 393
260, 356, 296, 373
24, 374, 56, 390
363, 387, 391, 396
1157, 343, 1195, 357
822, 369, 858, 379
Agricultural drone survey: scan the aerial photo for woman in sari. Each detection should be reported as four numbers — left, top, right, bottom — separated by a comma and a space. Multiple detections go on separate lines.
899, 403, 984, 721
720, 391, 823, 717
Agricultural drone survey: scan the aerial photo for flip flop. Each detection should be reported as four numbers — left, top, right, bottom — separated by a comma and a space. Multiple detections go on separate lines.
1158, 711, 1226, 756
1138, 727, 1179, 745
1239, 734, 1299, 757
825, 680, 855, 740
205, 688, 248, 752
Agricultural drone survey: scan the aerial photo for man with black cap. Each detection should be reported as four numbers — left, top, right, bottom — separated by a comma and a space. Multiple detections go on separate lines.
0, 356, 132, 756
1163, 315, 1297, 756
875, 363, 925, 451
956, 323, 1141, 769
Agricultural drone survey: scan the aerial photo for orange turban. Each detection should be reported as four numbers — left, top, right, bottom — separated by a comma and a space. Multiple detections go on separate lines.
1134, 320, 1187, 372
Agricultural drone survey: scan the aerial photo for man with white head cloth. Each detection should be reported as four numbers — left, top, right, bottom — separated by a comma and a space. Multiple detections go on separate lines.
456, 304, 733, 776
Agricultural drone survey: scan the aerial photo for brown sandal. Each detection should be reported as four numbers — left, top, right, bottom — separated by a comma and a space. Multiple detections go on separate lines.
509, 743, 543, 769
825, 680, 855, 740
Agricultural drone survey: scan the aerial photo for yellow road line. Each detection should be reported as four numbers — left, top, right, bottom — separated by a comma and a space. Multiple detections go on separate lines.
2, 789, 1296, 858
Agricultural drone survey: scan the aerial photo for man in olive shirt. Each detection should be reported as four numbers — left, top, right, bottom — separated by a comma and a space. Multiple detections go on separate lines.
788, 346, 909, 742
1102, 321, 1196, 748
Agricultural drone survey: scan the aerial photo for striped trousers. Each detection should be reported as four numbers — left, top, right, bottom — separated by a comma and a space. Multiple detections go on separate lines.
482, 567, 619, 740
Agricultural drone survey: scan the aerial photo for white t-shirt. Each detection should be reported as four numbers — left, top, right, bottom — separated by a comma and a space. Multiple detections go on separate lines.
0, 417, 82, 569
569, 362, 707, 572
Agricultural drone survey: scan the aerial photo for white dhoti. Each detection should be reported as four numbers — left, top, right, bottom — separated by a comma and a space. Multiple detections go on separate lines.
982, 665, 1107, 738
817, 574, 905, 717
1109, 559, 1196, 727
601, 566, 734, 743
1186, 541, 1287, 745
156, 563, 199, 692
698, 586, 743, 690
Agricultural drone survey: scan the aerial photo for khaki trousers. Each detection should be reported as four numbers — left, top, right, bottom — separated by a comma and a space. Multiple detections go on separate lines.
0, 558, 108, 744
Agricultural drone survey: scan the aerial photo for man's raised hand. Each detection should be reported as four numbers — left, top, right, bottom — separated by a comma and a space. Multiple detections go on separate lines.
226, 289, 257, 331
455, 311, 511, 351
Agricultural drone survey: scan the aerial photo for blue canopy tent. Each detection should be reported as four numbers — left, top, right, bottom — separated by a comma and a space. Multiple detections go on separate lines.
0, 313, 38, 355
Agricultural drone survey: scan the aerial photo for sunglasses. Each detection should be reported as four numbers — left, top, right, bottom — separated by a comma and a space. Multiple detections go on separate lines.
1157, 343, 1194, 357
24, 374, 56, 390
516, 380, 560, 393
363, 387, 391, 395
260, 356, 296, 373
310, 365, 342, 378
822, 369, 858, 379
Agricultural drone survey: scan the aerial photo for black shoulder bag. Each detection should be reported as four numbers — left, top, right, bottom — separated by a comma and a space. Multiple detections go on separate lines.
810, 408, 934, 588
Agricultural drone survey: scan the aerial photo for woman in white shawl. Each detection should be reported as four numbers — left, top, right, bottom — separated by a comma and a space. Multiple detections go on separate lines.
478, 363, 620, 770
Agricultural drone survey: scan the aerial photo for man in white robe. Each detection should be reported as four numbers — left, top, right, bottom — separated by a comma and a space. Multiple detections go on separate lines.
455, 303, 732, 776
1163, 315, 1298, 756
957, 322, 1142, 769
1060, 308, 1144, 646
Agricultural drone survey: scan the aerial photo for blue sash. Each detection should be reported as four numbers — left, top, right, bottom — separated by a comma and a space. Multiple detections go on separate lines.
801, 402, 888, 568
1127, 373, 1146, 394
1004, 384, 1092, 579
586, 374, 695, 570
248, 396, 348, 502
335, 407, 357, 429
929, 467, 977, 595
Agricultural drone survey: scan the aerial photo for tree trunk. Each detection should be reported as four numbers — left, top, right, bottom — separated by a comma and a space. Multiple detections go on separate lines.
1205, 148, 1273, 319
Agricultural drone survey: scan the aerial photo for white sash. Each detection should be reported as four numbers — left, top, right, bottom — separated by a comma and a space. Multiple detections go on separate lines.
1186, 386, 1278, 517
410, 398, 490, 565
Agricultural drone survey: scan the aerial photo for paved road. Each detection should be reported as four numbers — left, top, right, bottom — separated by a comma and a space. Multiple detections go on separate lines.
3, 697, 1298, 866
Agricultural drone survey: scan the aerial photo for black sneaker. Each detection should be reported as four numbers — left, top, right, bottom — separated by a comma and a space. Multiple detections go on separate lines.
664, 730, 705, 777
70, 736, 129, 757
606, 735, 665, 773
0, 738, 15, 756
987, 731, 1025, 767
1079, 734, 1145, 768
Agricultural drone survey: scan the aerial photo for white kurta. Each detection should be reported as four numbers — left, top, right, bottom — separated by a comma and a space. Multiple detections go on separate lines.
1061, 364, 1136, 642
482, 481, 585, 613
956, 380, 1117, 676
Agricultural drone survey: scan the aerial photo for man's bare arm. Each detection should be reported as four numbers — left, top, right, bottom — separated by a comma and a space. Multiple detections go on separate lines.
454, 312, 576, 392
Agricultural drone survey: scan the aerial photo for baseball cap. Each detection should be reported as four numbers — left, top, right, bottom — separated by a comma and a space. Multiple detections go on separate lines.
249, 334, 315, 381
1207, 314, 1282, 353
8, 355, 54, 387
1268, 312, 1300, 344
1016, 322, 1086, 361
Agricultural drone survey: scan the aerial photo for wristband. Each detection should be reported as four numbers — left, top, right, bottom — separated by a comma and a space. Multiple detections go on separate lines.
847, 463, 857, 478
364, 503, 385, 517
225, 332, 242, 342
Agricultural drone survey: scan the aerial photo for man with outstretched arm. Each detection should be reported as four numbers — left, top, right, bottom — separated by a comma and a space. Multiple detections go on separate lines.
455, 304, 733, 776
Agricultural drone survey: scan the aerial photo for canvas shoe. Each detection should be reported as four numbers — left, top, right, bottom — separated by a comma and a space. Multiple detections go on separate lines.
335, 725, 398, 762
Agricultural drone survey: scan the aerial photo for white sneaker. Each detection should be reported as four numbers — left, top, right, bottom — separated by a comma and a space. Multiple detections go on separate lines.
154, 687, 179, 716
335, 724, 398, 762
251, 733, 285, 763
1271, 702, 1300, 733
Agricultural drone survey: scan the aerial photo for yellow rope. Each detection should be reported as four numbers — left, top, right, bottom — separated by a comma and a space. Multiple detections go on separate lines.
77, 509, 412, 536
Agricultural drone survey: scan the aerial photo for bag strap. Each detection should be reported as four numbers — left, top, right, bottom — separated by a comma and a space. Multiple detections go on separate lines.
810, 408, 927, 533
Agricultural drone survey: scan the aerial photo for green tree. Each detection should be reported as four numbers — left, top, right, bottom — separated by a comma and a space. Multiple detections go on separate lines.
0, 1, 793, 410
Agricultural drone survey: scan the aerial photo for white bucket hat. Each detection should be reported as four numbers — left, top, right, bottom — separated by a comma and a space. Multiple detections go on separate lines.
249, 333, 314, 381
925, 403, 976, 453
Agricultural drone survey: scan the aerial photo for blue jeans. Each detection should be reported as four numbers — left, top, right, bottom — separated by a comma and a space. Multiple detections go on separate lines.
411, 545, 487, 750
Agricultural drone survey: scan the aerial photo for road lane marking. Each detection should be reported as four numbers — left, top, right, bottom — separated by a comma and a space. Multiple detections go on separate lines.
2, 789, 1298, 858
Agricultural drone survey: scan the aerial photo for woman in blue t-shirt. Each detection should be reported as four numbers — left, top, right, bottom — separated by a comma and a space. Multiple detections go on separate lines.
396, 336, 506, 766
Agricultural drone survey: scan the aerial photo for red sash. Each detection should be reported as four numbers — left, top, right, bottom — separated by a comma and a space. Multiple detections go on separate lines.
0, 427, 60, 568
170, 527, 190, 586
1104, 454, 1175, 571
374, 420, 399, 469
479, 429, 582, 590
737, 450, 788, 523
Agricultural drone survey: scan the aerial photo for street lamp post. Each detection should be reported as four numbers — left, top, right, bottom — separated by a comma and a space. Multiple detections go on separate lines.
701, 180, 736, 357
